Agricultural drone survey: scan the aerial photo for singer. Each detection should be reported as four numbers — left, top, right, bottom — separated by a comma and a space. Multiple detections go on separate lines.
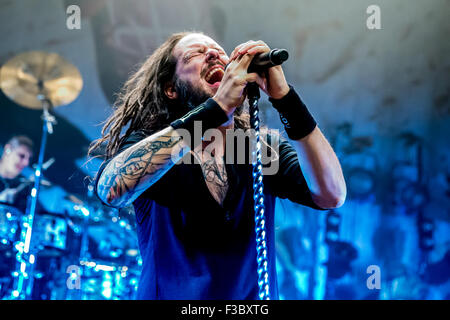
89, 31, 346, 300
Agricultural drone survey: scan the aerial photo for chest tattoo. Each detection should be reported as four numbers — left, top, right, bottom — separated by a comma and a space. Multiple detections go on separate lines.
200, 157, 229, 206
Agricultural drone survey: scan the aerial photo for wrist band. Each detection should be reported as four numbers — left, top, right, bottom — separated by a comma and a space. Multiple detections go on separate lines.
269, 85, 317, 140
170, 98, 230, 134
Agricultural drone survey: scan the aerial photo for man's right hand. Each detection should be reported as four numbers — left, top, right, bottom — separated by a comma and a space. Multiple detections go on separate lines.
212, 50, 265, 117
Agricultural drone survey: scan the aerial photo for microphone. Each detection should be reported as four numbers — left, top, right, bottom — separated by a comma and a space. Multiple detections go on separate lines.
247, 49, 289, 73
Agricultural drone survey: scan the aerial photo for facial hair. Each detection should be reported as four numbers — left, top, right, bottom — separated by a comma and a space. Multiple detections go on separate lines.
170, 77, 245, 123
174, 77, 211, 112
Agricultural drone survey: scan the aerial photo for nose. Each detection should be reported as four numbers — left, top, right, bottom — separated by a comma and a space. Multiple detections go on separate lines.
205, 48, 220, 62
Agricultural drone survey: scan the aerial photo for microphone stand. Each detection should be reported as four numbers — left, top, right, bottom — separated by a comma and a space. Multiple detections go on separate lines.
247, 82, 270, 300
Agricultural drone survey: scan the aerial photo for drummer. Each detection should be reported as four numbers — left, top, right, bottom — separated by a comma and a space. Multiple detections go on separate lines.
0, 135, 33, 209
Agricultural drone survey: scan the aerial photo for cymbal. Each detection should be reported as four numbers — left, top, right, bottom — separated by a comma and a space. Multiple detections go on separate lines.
0, 51, 83, 109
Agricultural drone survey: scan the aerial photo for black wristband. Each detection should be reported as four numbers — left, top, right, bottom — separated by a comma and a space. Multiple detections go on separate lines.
170, 98, 230, 134
269, 85, 317, 140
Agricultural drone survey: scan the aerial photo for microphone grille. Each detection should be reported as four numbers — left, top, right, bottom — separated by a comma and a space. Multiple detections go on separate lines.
272, 49, 289, 64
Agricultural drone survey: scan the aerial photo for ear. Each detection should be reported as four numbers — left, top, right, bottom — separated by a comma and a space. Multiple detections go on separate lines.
4, 144, 11, 154
164, 82, 178, 100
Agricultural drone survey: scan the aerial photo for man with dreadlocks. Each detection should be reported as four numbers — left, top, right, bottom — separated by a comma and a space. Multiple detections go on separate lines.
90, 32, 346, 299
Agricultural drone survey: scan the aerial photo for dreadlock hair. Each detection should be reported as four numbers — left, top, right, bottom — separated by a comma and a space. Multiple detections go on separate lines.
89, 31, 250, 160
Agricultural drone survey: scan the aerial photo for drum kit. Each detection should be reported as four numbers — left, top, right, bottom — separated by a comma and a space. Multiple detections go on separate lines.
0, 51, 141, 300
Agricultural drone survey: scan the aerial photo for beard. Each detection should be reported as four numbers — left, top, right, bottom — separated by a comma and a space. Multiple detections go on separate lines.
174, 78, 212, 112
168, 77, 246, 126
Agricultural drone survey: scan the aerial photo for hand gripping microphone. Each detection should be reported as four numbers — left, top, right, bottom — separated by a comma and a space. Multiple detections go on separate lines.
224, 49, 289, 73
247, 48, 289, 73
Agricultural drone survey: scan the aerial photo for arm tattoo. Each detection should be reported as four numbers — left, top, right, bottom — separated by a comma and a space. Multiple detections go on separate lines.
98, 134, 183, 206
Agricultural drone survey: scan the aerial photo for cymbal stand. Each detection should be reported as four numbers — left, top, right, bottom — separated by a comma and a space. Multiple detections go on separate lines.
77, 184, 95, 300
11, 94, 56, 299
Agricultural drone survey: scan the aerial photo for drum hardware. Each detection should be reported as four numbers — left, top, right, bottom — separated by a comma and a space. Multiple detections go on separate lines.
0, 181, 139, 300
0, 51, 83, 299
0, 180, 33, 204
0, 199, 141, 299
10, 91, 56, 299
19, 174, 52, 188
33, 213, 68, 257
0, 204, 23, 296
77, 204, 92, 300
32, 157, 55, 171
61, 197, 140, 300
0, 204, 22, 249
76, 259, 140, 300
65, 187, 140, 300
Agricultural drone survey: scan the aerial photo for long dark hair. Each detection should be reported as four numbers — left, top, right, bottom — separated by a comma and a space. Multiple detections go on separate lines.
89, 31, 250, 160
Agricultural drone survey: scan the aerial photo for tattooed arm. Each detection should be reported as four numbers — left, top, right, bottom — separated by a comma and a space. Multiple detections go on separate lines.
97, 126, 188, 208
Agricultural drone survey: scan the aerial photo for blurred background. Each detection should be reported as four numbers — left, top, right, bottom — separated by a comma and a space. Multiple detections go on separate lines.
0, 0, 448, 300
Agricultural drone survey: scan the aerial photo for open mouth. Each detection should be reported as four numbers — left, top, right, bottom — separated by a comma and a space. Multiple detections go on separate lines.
204, 66, 224, 86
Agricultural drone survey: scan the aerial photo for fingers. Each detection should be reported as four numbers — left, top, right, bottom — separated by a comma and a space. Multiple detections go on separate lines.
221, 40, 271, 98
230, 40, 270, 61
224, 53, 254, 77
245, 72, 267, 91
235, 53, 254, 70
224, 53, 267, 90
246, 45, 270, 57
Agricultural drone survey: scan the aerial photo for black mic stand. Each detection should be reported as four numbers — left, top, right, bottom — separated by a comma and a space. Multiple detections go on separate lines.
247, 82, 270, 300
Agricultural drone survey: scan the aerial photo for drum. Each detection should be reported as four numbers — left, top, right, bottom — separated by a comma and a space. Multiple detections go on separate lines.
0, 203, 22, 249
33, 212, 68, 257
86, 207, 139, 264
0, 203, 23, 296
78, 260, 140, 300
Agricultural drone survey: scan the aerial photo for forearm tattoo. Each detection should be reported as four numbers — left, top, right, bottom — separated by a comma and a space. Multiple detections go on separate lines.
98, 134, 183, 206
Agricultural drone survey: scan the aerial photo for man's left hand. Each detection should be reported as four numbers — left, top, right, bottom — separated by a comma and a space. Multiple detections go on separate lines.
229, 40, 290, 99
